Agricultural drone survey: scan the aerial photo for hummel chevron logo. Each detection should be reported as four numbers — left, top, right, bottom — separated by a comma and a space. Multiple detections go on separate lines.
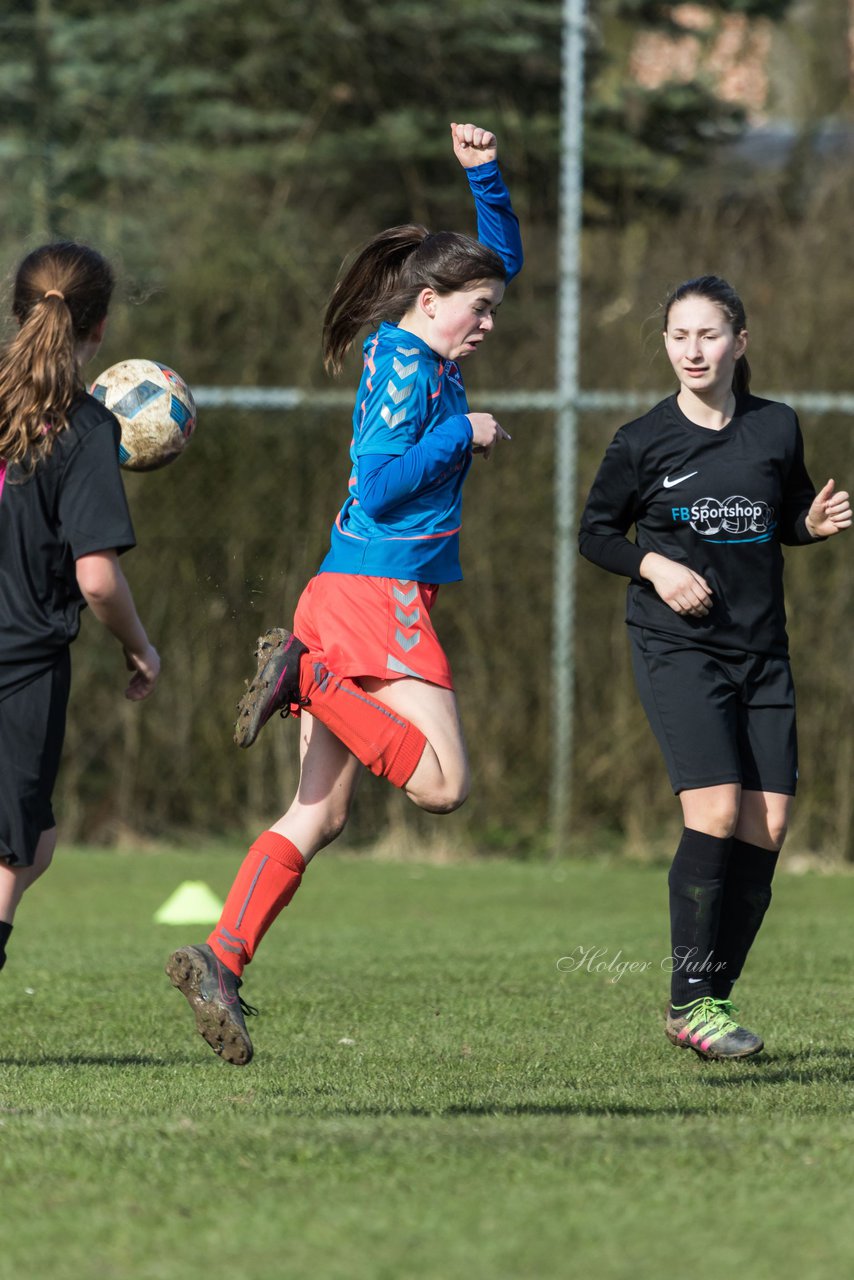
381, 404, 407, 429
393, 356, 419, 378
395, 628, 420, 652
663, 471, 698, 488
386, 379, 414, 406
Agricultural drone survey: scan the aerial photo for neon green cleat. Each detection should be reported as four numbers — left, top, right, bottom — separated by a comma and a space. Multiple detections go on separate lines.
665, 996, 763, 1060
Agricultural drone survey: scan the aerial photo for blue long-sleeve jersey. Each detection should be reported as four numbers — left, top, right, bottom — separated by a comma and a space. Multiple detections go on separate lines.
318, 159, 522, 584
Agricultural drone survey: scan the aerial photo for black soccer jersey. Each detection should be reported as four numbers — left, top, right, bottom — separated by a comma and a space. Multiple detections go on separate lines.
0, 391, 136, 698
578, 394, 819, 656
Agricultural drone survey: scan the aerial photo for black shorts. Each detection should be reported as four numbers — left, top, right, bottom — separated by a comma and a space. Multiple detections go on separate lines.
628, 627, 797, 796
0, 651, 70, 866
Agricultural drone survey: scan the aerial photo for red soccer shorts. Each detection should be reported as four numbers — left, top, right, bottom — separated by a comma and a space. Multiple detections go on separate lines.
293, 574, 453, 689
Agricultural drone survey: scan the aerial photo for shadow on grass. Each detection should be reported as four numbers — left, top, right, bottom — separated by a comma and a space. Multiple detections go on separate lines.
0, 1054, 169, 1067
697, 1045, 854, 1087
326, 1103, 714, 1117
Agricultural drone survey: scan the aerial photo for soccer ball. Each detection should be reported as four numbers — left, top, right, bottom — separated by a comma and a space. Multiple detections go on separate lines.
90, 359, 197, 471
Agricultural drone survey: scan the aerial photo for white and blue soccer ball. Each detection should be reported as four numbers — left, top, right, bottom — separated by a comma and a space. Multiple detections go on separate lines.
91, 358, 197, 471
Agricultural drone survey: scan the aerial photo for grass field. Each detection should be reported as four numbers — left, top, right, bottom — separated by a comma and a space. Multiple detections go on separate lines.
2, 845, 854, 1280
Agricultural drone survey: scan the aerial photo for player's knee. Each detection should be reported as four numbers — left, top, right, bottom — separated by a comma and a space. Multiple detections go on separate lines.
713, 814, 739, 839
764, 818, 788, 850
33, 829, 57, 876
695, 802, 739, 840
318, 809, 350, 846
411, 776, 470, 815
433, 784, 469, 815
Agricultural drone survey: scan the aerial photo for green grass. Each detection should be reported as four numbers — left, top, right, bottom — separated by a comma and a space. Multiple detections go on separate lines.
3, 847, 854, 1279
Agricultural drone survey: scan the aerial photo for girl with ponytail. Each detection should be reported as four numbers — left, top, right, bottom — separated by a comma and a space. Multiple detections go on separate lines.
0, 242, 159, 974
579, 274, 851, 1061
167, 122, 523, 1067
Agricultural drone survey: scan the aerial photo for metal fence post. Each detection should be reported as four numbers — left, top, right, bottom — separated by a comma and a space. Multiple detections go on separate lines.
550, 0, 587, 856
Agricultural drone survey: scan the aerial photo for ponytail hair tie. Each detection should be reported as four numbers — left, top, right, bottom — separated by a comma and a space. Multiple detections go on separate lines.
43, 289, 65, 300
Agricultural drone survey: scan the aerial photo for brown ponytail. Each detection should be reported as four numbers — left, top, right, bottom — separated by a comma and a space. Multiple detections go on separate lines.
0, 242, 114, 466
732, 353, 752, 396
322, 224, 506, 375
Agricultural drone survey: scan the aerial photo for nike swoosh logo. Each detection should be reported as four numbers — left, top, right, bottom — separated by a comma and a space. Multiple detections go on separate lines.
663, 471, 698, 488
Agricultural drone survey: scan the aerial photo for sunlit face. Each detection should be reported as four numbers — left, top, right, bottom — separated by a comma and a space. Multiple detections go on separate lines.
664, 296, 747, 399
423, 278, 506, 361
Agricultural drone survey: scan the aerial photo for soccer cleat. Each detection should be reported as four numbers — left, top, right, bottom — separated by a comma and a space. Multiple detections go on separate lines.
166, 943, 257, 1066
233, 627, 309, 748
665, 996, 763, 1061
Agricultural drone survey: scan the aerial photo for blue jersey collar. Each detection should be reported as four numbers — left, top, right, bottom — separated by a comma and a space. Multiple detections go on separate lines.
370, 321, 439, 360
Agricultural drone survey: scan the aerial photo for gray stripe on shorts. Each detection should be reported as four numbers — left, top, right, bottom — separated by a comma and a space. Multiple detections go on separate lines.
387, 654, 426, 680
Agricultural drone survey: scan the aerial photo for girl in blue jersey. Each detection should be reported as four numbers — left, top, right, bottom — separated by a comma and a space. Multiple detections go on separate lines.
167, 122, 523, 1065
580, 275, 851, 1061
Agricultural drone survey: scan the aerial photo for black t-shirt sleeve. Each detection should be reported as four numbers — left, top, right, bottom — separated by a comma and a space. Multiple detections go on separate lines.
578, 429, 647, 578
57, 415, 136, 559
779, 418, 822, 545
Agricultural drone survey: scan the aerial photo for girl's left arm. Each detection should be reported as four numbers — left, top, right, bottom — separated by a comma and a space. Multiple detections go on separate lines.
779, 420, 851, 543
451, 122, 523, 283
804, 478, 852, 539
358, 415, 473, 519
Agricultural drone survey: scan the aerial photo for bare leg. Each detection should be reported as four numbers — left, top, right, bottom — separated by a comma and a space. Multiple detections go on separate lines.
0, 827, 57, 923
679, 783, 741, 838
359, 676, 469, 814
734, 790, 791, 851
270, 714, 365, 864
270, 677, 470, 854
171, 678, 468, 1063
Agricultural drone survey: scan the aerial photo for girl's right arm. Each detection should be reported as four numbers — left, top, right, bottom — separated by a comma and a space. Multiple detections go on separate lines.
638, 553, 712, 618
76, 550, 160, 700
578, 432, 647, 577
579, 431, 712, 617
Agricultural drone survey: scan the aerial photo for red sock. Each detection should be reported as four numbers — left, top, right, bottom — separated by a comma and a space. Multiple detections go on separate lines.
208, 831, 305, 977
298, 655, 426, 788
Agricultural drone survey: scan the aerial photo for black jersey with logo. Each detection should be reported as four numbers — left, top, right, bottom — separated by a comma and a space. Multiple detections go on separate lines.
578, 394, 820, 656
0, 391, 135, 698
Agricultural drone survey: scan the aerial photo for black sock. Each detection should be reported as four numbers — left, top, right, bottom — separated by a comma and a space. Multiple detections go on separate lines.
711, 838, 779, 1000
0, 920, 12, 972
668, 828, 732, 1008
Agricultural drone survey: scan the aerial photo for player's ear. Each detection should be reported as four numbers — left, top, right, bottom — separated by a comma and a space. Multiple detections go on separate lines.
734, 328, 748, 358
419, 288, 437, 319
89, 316, 108, 344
